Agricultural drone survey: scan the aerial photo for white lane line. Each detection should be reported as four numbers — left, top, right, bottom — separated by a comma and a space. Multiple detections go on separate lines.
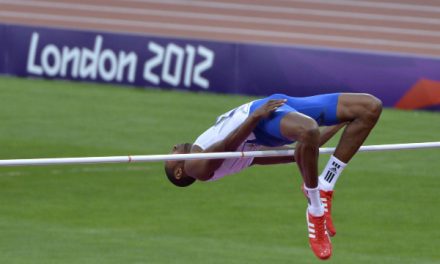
1, 10, 439, 51
1, 18, 440, 61
269, 0, 440, 13
1, 0, 439, 37
118, 0, 440, 24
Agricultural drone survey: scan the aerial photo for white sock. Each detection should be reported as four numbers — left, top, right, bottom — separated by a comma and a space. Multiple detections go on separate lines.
304, 186, 324, 217
318, 155, 347, 191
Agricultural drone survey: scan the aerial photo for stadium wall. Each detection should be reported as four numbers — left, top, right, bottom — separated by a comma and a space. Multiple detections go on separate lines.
1, 24, 440, 110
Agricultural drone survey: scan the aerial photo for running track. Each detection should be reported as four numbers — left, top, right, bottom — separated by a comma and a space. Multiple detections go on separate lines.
0, 0, 439, 58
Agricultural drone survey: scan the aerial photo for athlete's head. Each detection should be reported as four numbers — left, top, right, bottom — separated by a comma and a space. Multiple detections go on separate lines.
164, 143, 196, 187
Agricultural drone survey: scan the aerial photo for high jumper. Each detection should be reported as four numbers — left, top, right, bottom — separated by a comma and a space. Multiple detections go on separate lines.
164, 93, 383, 260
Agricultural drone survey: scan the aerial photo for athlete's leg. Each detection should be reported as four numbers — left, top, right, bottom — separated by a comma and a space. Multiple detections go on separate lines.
251, 100, 321, 190
280, 112, 320, 188
279, 112, 332, 260
314, 93, 382, 191
316, 93, 381, 238
334, 93, 382, 162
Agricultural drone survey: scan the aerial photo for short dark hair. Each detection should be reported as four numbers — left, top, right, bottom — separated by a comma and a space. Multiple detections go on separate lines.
164, 163, 196, 187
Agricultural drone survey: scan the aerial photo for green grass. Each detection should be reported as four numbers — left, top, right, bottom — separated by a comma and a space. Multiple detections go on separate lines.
0, 76, 439, 264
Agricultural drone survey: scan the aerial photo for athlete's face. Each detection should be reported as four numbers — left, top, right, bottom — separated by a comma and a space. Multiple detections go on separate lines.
165, 143, 192, 179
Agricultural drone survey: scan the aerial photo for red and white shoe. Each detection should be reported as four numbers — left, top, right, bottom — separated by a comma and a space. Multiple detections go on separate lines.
320, 189, 336, 237
306, 210, 332, 260
301, 183, 337, 237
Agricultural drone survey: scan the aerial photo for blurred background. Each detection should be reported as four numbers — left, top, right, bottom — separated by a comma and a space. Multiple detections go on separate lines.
0, 1, 439, 263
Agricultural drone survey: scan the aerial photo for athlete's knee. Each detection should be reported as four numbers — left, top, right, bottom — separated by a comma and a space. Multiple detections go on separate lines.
284, 117, 320, 144
361, 94, 382, 121
338, 93, 382, 123
301, 123, 320, 144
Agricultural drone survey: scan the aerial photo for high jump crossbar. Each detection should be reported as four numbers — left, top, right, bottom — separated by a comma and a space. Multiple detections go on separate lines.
0, 142, 439, 167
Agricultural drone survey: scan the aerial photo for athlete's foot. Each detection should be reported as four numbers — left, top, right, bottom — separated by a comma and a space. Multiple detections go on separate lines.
302, 183, 337, 237
320, 189, 336, 237
306, 210, 332, 260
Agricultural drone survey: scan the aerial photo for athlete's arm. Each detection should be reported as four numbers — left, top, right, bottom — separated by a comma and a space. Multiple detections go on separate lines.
184, 99, 287, 181
251, 122, 347, 166
251, 146, 295, 165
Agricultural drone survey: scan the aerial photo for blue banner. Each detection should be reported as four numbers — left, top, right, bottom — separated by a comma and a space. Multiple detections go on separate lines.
1, 23, 440, 109
236, 45, 440, 106
5, 24, 234, 92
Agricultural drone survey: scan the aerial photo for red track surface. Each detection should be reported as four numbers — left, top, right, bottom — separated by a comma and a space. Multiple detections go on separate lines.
1, 0, 439, 57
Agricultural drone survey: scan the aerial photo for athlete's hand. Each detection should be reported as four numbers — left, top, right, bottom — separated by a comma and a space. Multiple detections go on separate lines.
251, 99, 287, 119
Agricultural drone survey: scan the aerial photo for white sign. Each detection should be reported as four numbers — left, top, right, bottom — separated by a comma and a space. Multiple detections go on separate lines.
26, 32, 215, 89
